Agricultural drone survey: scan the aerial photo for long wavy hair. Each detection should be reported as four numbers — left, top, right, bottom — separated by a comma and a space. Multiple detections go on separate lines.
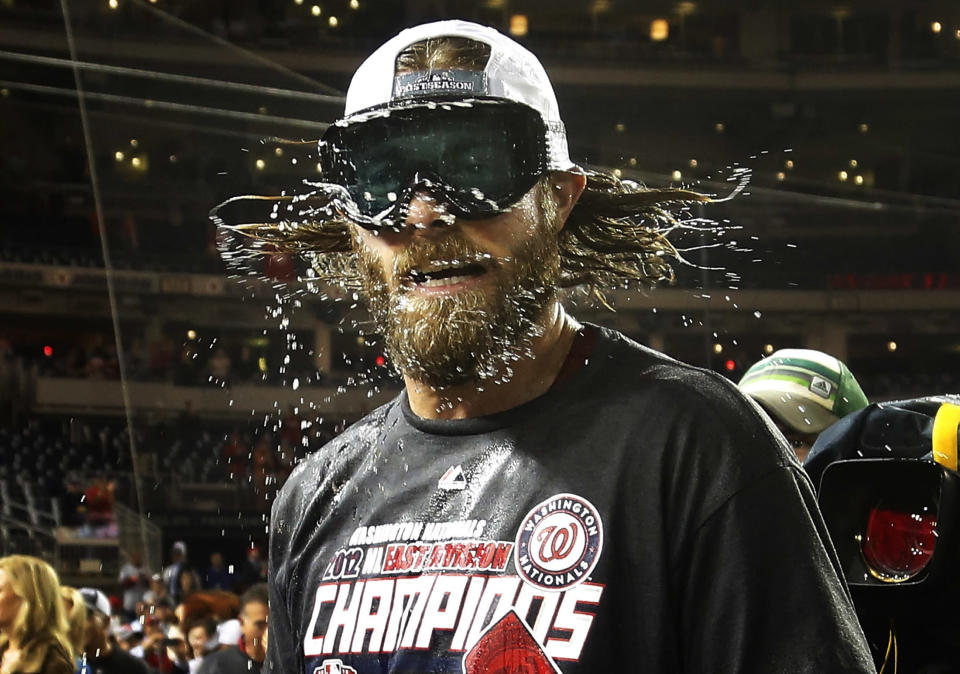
0, 556, 73, 672
59, 587, 86, 659
219, 36, 709, 302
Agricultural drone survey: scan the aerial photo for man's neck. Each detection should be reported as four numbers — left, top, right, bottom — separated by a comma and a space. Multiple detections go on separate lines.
403, 302, 580, 420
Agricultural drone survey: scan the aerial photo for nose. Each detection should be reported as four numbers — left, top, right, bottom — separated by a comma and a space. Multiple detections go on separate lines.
404, 189, 453, 235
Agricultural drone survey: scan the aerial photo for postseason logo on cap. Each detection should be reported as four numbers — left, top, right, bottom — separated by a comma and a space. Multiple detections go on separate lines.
392, 69, 488, 101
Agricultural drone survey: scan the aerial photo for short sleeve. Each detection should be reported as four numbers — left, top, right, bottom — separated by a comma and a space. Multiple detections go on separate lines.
265, 490, 303, 674
678, 466, 876, 673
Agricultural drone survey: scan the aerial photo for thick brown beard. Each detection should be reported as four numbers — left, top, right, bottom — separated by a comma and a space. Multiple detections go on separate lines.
354, 194, 561, 389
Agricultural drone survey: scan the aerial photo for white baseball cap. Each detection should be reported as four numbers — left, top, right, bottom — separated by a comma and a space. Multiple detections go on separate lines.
216, 619, 242, 646
343, 20, 575, 172
79, 587, 112, 617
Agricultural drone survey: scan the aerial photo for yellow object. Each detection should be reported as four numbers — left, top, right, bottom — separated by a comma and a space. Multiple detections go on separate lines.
932, 402, 960, 471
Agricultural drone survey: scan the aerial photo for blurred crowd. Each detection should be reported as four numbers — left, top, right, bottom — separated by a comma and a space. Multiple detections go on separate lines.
23, 335, 319, 389
1, 409, 329, 543
0, 550, 269, 674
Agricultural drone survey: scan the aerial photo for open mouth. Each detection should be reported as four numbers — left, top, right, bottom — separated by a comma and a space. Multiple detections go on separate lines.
405, 261, 488, 289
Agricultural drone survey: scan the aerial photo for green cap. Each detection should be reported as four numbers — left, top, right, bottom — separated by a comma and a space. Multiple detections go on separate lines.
738, 348, 869, 434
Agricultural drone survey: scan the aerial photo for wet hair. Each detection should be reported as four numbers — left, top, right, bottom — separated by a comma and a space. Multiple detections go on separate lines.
396, 35, 492, 71
222, 36, 708, 301
0, 555, 75, 669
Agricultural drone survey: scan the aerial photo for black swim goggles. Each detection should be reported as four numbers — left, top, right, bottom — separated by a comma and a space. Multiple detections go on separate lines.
316, 97, 551, 229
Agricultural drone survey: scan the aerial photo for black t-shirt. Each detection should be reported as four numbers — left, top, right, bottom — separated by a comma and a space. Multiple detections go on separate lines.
196, 647, 261, 674
267, 325, 876, 673
87, 647, 152, 674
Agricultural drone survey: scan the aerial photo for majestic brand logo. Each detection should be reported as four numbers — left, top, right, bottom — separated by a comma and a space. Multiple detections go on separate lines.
314, 660, 357, 674
514, 493, 603, 591
438, 465, 467, 491
810, 375, 832, 399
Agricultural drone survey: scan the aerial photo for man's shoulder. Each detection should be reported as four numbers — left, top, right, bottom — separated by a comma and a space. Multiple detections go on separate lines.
589, 324, 757, 417
103, 647, 151, 673
197, 647, 250, 673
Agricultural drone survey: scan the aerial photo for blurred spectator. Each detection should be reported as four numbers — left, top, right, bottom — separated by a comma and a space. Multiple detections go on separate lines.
235, 549, 266, 593
184, 619, 216, 674
0, 555, 73, 674
233, 346, 258, 384
202, 555, 232, 593
177, 571, 202, 604
279, 406, 302, 448
113, 624, 143, 654
161, 543, 188, 606
739, 348, 869, 462
83, 475, 115, 526
118, 552, 149, 621
126, 614, 168, 673
162, 625, 190, 674
176, 592, 238, 629
196, 585, 267, 674
174, 346, 201, 387
212, 621, 239, 654
59, 477, 86, 528
59, 586, 86, 669
142, 574, 171, 609
250, 437, 277, 511
221, 433, 248, 479
205, 349, 231, 386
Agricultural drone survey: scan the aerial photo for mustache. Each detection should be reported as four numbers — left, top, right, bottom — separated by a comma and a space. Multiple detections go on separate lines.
390, 234, 503, 280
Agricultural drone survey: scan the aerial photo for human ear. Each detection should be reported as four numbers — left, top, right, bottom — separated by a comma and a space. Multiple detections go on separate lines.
549, 171, 586, 232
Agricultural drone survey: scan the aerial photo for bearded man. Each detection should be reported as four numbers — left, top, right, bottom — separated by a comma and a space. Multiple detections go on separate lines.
261, 20, 876, 674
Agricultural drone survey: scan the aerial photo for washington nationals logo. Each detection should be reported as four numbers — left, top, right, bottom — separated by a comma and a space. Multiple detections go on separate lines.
514, 493, 603, 591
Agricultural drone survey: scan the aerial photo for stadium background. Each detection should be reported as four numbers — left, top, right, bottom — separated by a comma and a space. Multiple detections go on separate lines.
0, 0, 958, 595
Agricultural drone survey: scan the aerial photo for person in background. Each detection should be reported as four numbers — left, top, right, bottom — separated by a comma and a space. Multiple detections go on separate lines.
58, 587, 86, 670
58, 478, 85, 529
117, 552, 148, 622
162, 626, 190, 674
739, 348, 869, 462
82, 476, 114, 528
176, 571, 201, 604
161, 543, 187, 606
184, 620, 216, 674
112, 622, 143, 654
0, 556, 73, 674
220, 433, 248, 481
140, 575, 168, 609
174, 592, 238, 631
196, 585, 267, 674
210, 621, 238, 656
234, 549, 265, 593
79, 588, 150, 674
205, 349, 231, 387
200, 556, 231, 593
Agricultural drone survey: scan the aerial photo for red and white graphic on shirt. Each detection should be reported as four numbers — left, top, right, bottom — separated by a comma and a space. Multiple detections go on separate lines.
515, 494, 604, 591
303, 511, 605, 666
463, 610, 560, 674
313, 660, 357, 674
302, 574, 604, 661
